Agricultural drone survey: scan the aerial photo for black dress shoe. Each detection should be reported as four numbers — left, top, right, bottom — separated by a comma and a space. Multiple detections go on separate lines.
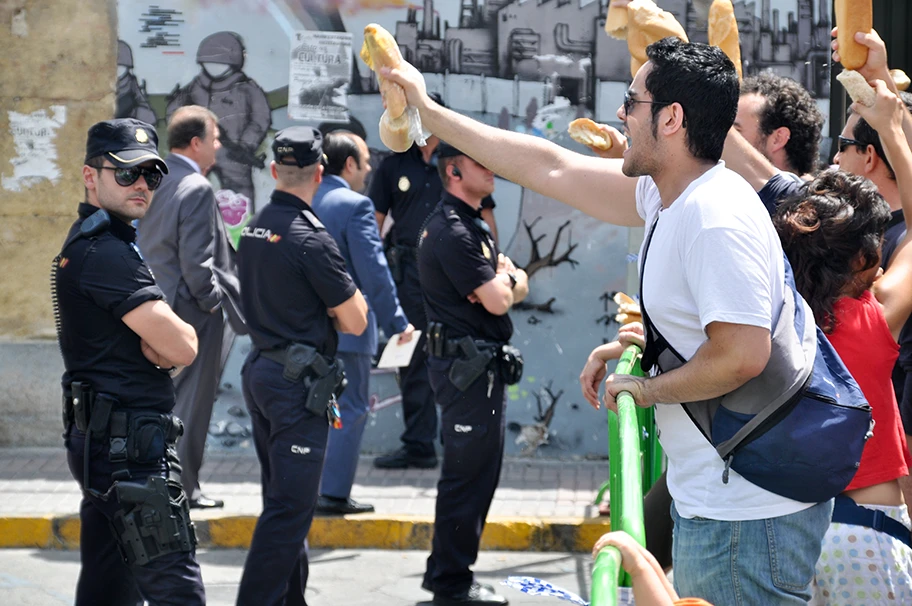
373, 447, 438, 469
432, 583, 508, 605
315, 495, 375, 515
189, 494, 224, 509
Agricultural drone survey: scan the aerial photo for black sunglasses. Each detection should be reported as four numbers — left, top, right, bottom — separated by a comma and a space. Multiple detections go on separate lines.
623, 90, 672, 117
837, 136, 868, 154
97, 166, 163, 190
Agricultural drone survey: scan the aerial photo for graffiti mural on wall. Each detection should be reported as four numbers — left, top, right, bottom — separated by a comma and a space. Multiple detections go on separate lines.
117, 0, 831, 457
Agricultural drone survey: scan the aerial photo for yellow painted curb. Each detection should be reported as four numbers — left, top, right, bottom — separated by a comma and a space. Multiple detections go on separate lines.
0, 516, 54, 548
0, 515, 611, 552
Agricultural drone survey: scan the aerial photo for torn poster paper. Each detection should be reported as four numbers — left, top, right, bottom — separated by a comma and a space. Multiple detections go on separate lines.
3, 105, 67, 192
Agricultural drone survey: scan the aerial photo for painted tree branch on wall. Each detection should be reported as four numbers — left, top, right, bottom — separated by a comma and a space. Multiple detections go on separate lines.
521, 217, 579, 279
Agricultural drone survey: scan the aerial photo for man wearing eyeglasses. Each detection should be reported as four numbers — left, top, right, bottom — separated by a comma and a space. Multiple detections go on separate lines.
381, 37, 831, 605
53, 118, 205, 604
137, 105, 247, 511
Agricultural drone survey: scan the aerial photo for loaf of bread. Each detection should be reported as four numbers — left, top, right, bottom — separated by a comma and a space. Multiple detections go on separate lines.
626, 0, 688, 78
605, 1, 629, 40
568, 118, 613, 151
708, 0, 742, 80
836, 69, 876, 107
360, 24, 412, 152
614, 292, 642, 326
891, 69, 911, 92
835, 0, 872, 71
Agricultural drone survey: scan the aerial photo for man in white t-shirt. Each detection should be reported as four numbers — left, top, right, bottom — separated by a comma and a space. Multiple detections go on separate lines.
382, 37, 832, 605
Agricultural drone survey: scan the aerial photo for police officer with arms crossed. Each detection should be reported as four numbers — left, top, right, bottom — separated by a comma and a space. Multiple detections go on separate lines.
54, 118, 204, 605
235, 126, 368, 606
419, 142, 528, 605
371, 94, 498, 470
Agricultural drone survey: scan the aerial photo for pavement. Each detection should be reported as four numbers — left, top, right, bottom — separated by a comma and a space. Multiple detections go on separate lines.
0, 447, 612, 553
0, 548, 630, 606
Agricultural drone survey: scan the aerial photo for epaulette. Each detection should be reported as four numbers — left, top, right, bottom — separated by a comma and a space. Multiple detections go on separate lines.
301, 209, 325, 230
446, 208, 460, 222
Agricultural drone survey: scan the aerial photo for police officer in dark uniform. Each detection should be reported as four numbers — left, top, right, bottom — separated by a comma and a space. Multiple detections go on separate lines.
370, 95, 498, 470
54, 118, 205, 605
235, 126, 368, 606
418, 143, 529, 605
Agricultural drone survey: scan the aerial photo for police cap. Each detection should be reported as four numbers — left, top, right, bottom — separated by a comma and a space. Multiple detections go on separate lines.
436, 141, 468, 160
273, 126, 325, 168
84, 118, 168, 173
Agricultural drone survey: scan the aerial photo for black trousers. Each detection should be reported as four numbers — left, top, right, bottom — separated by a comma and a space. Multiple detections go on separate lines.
236, 353, 329, 606
398, 262, 438, 457
64, 426, 205, 606
422, 355, 506, 596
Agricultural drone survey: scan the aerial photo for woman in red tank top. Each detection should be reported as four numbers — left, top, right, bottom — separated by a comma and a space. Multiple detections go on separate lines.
774, 81, 912, 605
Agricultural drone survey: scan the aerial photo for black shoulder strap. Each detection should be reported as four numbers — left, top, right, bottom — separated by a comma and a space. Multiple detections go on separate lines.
638, 216, 687, 373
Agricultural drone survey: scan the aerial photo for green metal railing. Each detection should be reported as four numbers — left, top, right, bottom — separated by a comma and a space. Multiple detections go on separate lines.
591, 344, 662, 605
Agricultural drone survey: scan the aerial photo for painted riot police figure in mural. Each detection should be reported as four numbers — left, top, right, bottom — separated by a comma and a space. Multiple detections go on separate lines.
166, 31, 272, 202
116, 40, 157, 126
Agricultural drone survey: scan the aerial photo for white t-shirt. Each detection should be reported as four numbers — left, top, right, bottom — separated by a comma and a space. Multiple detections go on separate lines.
636, 162, 812, 521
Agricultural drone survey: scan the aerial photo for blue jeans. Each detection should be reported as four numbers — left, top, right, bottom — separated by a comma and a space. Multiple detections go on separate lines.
671, 499, 833, 605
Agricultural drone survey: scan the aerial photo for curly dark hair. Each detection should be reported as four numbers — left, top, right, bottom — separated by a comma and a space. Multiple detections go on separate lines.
741, 73, 823, 176
773, 169, 890, 332
645, 37, 739, 162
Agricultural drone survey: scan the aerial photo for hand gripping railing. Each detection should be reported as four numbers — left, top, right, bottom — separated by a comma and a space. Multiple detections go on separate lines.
591, 344, 653, 606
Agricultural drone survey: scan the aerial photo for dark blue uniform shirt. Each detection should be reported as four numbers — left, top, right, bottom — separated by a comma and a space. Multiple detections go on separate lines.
418, 192, 512, 343
56, 203, 173, 411
237, 190, 356, 356
369, 144, 495, 248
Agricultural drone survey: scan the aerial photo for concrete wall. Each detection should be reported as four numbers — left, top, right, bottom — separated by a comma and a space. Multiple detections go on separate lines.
0, 0, 117, 444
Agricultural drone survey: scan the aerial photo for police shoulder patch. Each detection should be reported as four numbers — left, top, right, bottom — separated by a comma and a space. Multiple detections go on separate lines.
300, 209, 325, 230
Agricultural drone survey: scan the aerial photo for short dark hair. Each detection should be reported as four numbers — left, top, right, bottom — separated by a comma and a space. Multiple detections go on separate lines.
644, 37, 739, 162
323, 131, 362, 176
850, 92, 912, 181
437, 156, 459, 188
167, 106, 218, 150
774, 169, 890, 333
741, 73, 824, 176
85, 156, 104, 169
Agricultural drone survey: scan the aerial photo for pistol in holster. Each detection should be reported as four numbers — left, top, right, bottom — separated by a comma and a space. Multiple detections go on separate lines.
448, 337, 495, 392
112, 475, 196, 566
281, 343, 347, 417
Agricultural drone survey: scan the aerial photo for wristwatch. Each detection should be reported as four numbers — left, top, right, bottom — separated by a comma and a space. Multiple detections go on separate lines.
506, 272, 518, 289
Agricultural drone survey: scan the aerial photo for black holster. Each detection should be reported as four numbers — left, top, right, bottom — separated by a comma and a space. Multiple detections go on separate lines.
448, 337, 495, 392
111, 475, 196, 566
267, 343, 347, 417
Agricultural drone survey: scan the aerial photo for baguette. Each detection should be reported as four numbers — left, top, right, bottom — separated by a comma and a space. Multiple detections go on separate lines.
605, 1, 629, 40
626, 0, 688, 77
891, 69, 910, 92
708, 0, 742, 80
361, 23, 412, 151
568, 118, 613, 151
836, 70, 875, 107
835, 0, 872, 71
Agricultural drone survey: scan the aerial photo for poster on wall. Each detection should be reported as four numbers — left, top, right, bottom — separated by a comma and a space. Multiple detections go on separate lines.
288, 30, 352, 122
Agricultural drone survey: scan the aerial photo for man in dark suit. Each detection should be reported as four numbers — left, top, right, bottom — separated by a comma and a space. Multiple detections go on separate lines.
137, 105, 247, 509
311, 131, 414, 514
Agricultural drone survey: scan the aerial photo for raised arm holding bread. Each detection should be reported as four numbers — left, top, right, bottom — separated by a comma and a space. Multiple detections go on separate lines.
361, 24, 413, 152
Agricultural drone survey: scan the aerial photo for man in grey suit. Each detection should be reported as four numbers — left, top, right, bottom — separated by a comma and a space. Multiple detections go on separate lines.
311, 131, 414, 514
137, 105, 246, 509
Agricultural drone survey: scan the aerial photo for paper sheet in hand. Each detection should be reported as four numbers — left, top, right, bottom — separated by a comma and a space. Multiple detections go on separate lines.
377, 331, 421, 368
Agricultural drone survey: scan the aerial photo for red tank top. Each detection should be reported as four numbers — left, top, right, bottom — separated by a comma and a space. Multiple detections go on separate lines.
828, 290, 910, 490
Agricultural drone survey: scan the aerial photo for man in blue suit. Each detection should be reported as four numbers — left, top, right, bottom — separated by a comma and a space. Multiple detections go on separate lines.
312, 131, 414, 514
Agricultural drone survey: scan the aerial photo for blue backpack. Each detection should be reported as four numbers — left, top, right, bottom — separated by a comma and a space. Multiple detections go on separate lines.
639, 219, 873, 503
